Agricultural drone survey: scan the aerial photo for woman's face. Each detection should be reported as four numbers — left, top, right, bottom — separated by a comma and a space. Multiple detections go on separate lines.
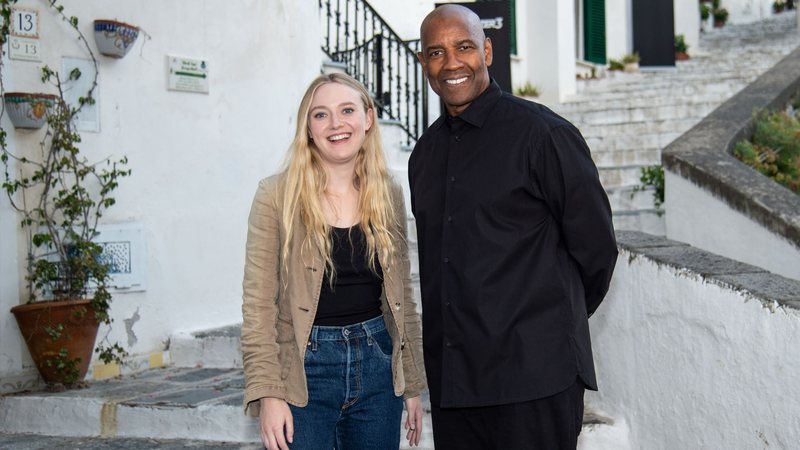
307, 82, 373, 168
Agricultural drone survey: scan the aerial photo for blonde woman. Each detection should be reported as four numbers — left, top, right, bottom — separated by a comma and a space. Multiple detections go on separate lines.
242, 73, 426, 450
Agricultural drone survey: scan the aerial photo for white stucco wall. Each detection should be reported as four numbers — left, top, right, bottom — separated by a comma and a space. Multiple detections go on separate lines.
674, 0, 700, 57
1, 0, 322, 380
367, 0, 437, 40
723, 0, 774, 24
589, 248, 800, 449
605, 0, 633, 61
525, 0, 577, 103
664, 172, 800, 281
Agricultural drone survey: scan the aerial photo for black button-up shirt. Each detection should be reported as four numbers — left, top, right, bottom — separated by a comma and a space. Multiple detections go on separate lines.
409, 81, 618, 408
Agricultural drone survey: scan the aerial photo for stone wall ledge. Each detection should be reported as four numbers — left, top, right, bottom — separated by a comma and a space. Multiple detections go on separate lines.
617, 230, 800, 310
661, 46, 800, 248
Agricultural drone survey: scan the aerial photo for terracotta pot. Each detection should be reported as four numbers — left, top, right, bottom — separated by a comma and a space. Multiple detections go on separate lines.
94, 19, 139, 58
3, 92, 58, 129
11, 299, 100, 384
675, 52, 690, 61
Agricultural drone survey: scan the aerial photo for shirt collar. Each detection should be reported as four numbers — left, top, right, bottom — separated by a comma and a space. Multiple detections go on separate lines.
428, 79, 503, 132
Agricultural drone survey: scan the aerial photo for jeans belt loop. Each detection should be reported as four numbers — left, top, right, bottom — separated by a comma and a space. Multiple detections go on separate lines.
362, 319, 375, 346
309, 325, 319, 352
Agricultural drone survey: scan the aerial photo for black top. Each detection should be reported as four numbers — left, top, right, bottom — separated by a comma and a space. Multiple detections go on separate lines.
409, 80, 618, 408
314, 226, 383, 326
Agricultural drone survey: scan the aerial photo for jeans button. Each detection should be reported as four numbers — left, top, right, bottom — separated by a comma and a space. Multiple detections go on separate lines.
343, 329, 350, 336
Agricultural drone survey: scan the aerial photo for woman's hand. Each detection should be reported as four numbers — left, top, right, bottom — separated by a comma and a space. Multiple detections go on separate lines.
259, 397, 294, 450
404, 395, 423, 447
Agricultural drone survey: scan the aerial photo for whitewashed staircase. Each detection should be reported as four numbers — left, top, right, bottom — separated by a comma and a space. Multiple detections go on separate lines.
549, 13, 800, 235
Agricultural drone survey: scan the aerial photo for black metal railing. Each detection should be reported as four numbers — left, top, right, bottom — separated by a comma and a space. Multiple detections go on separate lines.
319, 0, 428, 146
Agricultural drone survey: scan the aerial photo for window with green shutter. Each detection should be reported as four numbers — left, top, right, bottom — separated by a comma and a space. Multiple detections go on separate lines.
583, 0, 606, 64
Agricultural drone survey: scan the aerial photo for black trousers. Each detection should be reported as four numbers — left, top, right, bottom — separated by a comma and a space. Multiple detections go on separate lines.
430, 378, 585, 450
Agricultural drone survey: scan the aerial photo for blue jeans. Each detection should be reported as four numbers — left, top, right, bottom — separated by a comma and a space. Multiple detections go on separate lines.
288, 315, 404, 449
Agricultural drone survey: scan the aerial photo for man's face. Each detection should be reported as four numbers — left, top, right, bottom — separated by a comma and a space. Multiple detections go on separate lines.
418, 14, 492, 116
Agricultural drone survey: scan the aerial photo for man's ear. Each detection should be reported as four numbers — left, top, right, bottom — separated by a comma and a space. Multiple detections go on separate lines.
484, 37, 493, 67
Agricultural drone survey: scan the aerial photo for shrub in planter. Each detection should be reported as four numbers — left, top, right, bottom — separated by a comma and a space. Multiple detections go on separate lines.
675, 34, 690, 60
1, 0, 130, 385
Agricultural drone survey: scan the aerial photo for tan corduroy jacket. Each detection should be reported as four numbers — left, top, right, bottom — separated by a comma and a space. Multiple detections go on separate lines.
241, 174, 426, 416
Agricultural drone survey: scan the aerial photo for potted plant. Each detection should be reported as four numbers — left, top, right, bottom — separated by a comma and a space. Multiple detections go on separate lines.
713, 7, 729, 27
675, 34, 690, 61
622, 53, 640, 73
700, 2, 712, 31
773, 0, 786, 13
1, 1, 130, 386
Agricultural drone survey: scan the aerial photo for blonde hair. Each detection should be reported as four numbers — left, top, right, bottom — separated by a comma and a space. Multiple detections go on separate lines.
280, 73, 398, 280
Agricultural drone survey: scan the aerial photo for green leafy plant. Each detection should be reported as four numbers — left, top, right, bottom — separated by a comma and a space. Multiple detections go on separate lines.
675, 34, 689, 54
773, 1, 786, 13
631, 165, 665, 214
514, 81, 540, 97
713, 6, 729, 26
1, 0, 130, 377
733, 107, 800, 194
700, 2, 711, 21
622, 52, 640, 64
608, 59, 624, 71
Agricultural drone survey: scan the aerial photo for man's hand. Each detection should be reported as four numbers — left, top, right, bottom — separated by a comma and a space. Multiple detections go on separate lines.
259, 397, 294, 450
404, 396, 423, 447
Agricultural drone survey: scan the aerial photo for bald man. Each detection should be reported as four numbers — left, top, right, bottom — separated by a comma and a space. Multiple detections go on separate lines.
409, 5, 618, 449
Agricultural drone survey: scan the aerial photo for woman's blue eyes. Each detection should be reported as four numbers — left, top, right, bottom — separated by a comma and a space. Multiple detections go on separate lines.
313, 108, 355, 119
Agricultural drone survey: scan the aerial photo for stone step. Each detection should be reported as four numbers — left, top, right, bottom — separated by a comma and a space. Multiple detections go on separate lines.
170, 324, 242, 369
572, 77, 748, 100
553, 90, 731, 113
591, 147, 661, 167
599, 165, 646, 189
0, 366, 622, 450
585, 131, 680, 153
607, 186, 659, 212
560, 101, 720, 127
612, 209, 665, 235
580, 117, 700, 139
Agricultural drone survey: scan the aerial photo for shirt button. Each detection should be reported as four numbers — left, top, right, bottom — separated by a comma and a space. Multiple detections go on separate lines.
445, 341, 452, 348
445, 301, 451, 307
450, 176, 456, 182
447, 216, 452, 222
454, 135, 461, 142
395, 302, 401, 311
443, 257, 450, 263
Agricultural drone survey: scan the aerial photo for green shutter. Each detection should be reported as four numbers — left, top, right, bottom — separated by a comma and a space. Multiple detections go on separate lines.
584, 0, 606, 64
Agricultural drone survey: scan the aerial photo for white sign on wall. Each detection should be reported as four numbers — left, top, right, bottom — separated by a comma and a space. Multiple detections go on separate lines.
8, 7, 41, 62
167, 55, 209, 94
10, 7, 39, 37
96, 222, 147, 293
8, 36, 41, 62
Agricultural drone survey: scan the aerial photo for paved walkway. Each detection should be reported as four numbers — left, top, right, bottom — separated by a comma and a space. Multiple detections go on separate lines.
0, 433, 262, 450
0, 367, 437, 449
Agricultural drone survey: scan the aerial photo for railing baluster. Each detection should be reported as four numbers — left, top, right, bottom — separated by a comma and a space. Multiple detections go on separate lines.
319, 0, 428, 143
